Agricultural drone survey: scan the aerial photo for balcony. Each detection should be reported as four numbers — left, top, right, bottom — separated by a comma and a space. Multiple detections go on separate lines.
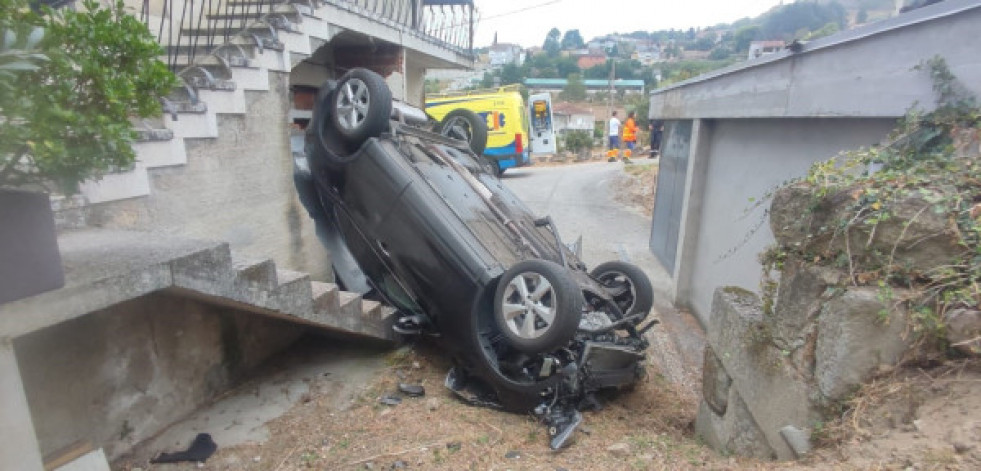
126, 0, 477, 69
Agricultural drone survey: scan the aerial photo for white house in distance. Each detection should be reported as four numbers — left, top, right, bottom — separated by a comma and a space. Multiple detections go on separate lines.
488, 41, 525, 66
747, 40, 785, 60
551, 102, 595, 135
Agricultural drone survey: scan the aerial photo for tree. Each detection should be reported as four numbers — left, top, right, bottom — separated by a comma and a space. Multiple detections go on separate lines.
583, 62, 610, 80
709, 46, 731, 60
560, 73, 587, 101
805, 21, 840, 40
857, 8, 869, 23
691, 35, 717, 51
481, 71, 495, 88
761, 1, 847, 40
733, 25, 762, 52
639, 67, 659, 90
543, 27, 561, 56
556, 56, 580, 78
1, 0, 178, 193
499, 63, 523, 85
424, 79, 441, 94
560, 29, 584, 50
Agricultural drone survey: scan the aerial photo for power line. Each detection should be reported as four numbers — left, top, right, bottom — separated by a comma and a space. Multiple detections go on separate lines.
424, 0, 564, 34
478, 0, 564, 23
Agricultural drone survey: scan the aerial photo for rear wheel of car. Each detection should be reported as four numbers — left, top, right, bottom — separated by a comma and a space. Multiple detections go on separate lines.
494, 259, 583, 354
479, 157, 498, 176
330, 68, 392, 148
590, 261, 654, 321
436, 109, 488, 155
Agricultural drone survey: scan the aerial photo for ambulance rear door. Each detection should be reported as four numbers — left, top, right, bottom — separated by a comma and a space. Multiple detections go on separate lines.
528, 93, 556, 154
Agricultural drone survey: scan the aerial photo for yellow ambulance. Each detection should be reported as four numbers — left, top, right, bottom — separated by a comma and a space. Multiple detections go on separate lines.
425, 85, 531, 175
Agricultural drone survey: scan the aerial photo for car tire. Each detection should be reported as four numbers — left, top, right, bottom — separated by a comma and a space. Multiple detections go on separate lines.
479, 157, 499, 176
329, 68, 392, 148
494, 259, 583, 354
436, 109, 489, 156
590, 261, 654, 321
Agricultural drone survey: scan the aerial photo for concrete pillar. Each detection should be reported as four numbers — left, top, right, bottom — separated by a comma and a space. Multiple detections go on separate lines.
0, 337, 44, 471
672, 118, 712, 318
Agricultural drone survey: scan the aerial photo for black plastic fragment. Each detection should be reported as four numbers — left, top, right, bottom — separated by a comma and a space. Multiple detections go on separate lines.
398, 383, 425, 397
379, 394, 402, 406
150, 433, 217, 463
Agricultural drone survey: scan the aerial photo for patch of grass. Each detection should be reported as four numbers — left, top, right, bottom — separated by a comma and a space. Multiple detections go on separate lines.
923, 448, 957, 467
628, 434, 656, 450
624, 162, 658, 176
300, 450, 319, 464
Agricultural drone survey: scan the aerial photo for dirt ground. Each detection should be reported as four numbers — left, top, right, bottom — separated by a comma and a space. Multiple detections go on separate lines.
116, 341, 745, 471
614, 161, 658, 217
115, 163, 981, 470
115, 342, 981, 471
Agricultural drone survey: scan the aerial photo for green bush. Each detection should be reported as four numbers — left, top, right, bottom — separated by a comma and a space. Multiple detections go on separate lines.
0, 0, 178, 193
563, 130, 593, 154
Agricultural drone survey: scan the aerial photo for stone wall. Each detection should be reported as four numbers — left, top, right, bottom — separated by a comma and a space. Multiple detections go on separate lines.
13, 292, 304, 460
695, 281, 915, 460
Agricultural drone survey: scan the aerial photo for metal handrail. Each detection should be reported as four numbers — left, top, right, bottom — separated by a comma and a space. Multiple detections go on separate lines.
36, 0, 479, 69
42, 1, 476, 69
139, 0, 274, 69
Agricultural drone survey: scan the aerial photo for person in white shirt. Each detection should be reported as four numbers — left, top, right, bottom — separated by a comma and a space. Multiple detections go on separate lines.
608, 111, 621, 150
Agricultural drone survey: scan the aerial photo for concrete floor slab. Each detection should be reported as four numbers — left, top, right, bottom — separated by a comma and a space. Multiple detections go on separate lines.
120, 335, 390, 464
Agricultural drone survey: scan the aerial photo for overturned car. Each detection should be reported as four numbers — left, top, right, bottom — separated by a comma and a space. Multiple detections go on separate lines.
293, 69, 657, 448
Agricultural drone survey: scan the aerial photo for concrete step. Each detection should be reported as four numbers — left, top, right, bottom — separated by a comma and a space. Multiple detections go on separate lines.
181, 25, 281, 39
233, 258, 278, 291
0, 228, 399, 342
310, 281, 339, 312
335, 291, 363, 333
362, 303, 398, 333
273, 268, 313, 314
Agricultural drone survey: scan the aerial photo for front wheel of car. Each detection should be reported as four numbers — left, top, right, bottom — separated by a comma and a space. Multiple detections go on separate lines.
330, 68, 392, 148
590, 261, 654, 321
494, 259, 583, 354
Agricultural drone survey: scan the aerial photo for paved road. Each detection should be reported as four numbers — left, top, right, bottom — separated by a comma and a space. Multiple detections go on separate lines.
502, 161, 704, 395
502, 161, 669, 291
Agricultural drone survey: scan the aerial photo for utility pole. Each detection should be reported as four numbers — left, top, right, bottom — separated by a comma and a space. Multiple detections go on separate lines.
606, 53, 616, 153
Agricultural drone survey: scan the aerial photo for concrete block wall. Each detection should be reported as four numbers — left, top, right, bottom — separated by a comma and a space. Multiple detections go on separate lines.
13, 293, 305, 460
85, 73, 333, 280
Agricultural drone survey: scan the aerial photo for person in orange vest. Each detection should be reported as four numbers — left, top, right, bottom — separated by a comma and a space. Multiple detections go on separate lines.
622, 111, 638, 162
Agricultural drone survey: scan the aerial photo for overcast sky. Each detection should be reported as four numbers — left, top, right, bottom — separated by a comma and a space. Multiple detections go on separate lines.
473, 0, 786, 48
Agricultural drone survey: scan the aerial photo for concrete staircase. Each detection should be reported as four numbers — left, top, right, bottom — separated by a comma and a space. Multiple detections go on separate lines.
0, 230, 396, 341
78, 0, 470, 204
59, 1, 433, 338
77, 1, 314, 204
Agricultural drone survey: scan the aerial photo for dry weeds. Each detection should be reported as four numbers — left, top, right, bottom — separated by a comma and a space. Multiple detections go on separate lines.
615, 162, 659, 217
119, 341, 764, 470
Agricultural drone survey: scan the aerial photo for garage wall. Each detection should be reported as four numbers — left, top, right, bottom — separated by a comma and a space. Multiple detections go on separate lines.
683, 118, 895, 323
